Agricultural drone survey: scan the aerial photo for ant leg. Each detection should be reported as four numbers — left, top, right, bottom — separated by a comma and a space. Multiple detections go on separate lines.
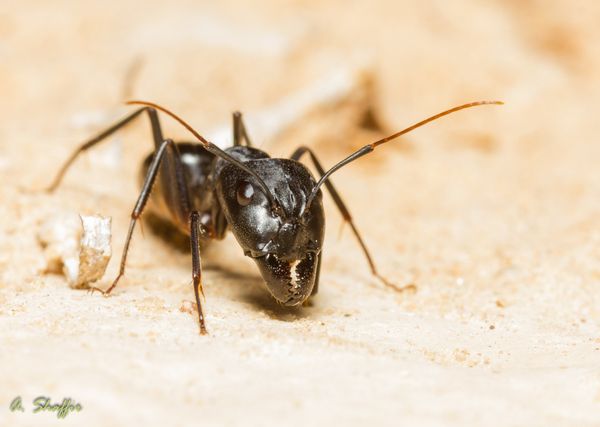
90, 139, 190, 296
47, 107, 164, 192
232, 111, 253, 147
190, 211, 208, 334
311, 250, 322, 296
291, 146, 410, 293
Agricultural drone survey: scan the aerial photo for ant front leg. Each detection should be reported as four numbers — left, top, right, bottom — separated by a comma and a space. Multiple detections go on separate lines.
232, 111, 253, 147
190, 211, 208, 334
89, 138, 190, 296
291, 146, 412, 294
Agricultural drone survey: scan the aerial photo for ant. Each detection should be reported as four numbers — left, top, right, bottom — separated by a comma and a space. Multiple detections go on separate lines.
47, 99, 502, 334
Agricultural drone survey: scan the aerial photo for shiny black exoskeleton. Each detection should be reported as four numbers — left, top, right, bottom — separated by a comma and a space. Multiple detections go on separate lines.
142, 143, 325, 307
47, 99, 501, 334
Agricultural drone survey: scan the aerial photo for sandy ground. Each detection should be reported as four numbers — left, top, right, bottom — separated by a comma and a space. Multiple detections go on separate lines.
1, 1, 599, 426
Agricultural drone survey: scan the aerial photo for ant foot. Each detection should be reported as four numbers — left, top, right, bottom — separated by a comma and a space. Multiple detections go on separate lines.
375, 274, 417, 294
88, 286, 109, 297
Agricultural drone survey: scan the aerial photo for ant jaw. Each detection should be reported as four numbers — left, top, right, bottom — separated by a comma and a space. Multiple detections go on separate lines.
251, 251, 318, 305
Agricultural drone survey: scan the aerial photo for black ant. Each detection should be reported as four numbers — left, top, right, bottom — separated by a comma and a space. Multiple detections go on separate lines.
47, 99, 502, 334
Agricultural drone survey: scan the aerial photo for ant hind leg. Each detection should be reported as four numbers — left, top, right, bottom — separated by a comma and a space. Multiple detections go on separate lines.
47, 107, 164, 192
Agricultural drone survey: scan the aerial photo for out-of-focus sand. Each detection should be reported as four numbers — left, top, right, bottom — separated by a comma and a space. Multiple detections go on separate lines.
0, 1, 599, 426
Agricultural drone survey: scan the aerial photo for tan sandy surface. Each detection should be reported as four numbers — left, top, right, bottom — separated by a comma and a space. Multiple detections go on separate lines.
1, 1, 599, 426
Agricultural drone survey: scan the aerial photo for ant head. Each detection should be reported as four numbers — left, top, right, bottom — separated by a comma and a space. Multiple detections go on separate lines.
215, 158, 325, 305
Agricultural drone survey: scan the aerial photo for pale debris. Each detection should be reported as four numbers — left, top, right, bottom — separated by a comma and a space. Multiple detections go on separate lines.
38, 213, 112, 288
37, 213, 81, 282
76, 215, 112, 289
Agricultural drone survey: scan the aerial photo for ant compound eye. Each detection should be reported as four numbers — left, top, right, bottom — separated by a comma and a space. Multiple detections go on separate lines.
236, 181, 254, 206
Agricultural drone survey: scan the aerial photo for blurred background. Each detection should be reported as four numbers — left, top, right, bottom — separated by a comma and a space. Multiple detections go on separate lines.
0, 1, 599, 426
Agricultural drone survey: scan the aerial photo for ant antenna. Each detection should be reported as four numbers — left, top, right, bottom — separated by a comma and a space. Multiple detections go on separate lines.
127, 100, 284, 215
305, 100, 503, 209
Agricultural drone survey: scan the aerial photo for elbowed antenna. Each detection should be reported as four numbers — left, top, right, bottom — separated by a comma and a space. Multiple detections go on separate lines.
305, 100, 503, 209
126, 100, 284, 216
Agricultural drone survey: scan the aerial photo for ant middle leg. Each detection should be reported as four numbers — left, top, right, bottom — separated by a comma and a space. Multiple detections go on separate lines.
90, 138, 192, 296
291, 146, 411, 294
